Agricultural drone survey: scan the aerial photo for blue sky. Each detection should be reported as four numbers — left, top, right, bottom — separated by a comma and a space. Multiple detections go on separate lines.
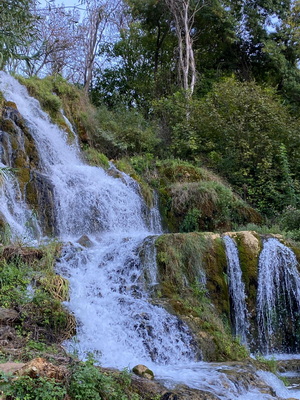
38, 0, 83, 9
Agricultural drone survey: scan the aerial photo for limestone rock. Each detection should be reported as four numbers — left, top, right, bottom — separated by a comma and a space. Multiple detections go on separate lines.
0, 361, 25, 375
16, 357, 67, 382
0, 308, 19, 323
132, 364, 154, 380
225, 231, 260, 255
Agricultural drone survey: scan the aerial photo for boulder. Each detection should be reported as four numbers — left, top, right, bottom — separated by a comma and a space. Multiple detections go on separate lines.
0, 362, 25, 375
0, 308, 19, 323
16, 357, 67, 382
132, 364, 154, 380
77, 235, 93, 248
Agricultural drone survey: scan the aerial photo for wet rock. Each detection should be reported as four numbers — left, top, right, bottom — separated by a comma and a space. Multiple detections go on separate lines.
28, 171, 58, 236
162, 386, 220, 400
16, 357, 67, 382
277, 359, 300, 373
77, 234, 93, 248
132, 364, 154, 380
225, 230, 260, 255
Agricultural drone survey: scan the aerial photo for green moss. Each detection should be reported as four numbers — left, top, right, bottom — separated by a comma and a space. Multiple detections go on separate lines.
155, 233, 249, 361
233, 232, 262, 313
115, 158, 154, 207
0, 243, 75, 351
16, 75, 93, 145
203, 236, 230, 316
84, 147, 110, 169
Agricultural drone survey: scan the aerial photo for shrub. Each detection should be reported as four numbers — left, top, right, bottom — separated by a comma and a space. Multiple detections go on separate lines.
155, 79, 300, 215
3, 375, 66, 400
68, 358, 137, 400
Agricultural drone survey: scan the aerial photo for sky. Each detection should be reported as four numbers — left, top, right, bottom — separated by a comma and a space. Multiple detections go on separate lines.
38, 0, 84, 10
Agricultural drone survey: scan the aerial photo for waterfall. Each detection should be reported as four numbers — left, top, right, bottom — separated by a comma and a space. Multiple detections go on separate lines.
0, 72, 196, 369
2, 73, 300, 399
257, 238, 300, 354
0, 164, 39, 242
223, 235, 249, 345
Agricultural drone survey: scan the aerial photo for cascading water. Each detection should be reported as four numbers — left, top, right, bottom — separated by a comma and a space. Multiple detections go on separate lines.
1, 72, 300, 399
223, 235, 249, 345
257, 237, 300, 354
0, 72, 196, 368
0, 162, 41, 243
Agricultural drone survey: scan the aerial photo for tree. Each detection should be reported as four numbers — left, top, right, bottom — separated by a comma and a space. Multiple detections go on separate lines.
81, 0, 122, 92
154, 78, 300, 214
164, 0, 204, 96
91, 0, 176, 110
21, 5, 82, 78
0, 0, 37, 69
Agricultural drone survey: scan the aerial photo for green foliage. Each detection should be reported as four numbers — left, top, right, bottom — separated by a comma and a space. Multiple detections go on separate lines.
180, 208, 201, 232
83, 147, 110, 169
155, 78, 300, 216
255, 355, 277, 374
0, 0, 37, 69
92, 106, 159, 158
168, 180, 261, 232
68, 358, 138, 400
3, 375, 66, 400
0, 258, 31, 307
0, 243, 73, 345
92, 2, 175, 111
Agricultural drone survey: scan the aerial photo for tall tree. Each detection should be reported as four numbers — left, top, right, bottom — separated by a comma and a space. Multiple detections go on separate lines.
164, 0, 204, 96
81, 0, 122, 92
22, 5, 81, 78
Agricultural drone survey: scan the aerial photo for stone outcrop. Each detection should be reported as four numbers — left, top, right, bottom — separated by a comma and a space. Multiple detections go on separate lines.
0, 308, 19, 323
132, 364, 154, 380
16, 357, 67, 382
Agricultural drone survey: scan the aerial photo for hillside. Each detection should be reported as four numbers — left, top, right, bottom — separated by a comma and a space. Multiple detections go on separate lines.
0, 74, 300, 399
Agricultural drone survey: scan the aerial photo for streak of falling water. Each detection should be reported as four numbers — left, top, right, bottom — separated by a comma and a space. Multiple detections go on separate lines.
257, 238, 300, 353
223, 235, 249, 345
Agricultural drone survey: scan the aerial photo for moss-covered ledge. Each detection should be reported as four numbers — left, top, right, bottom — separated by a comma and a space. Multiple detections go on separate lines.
154, 232, 249, 361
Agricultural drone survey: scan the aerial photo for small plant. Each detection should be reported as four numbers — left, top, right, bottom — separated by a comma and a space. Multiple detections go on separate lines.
180, 208, 201, 232
83, 147, 110, 169
3, 375, 66, 400
255, 354, 277, 374
68, 357, 138, 400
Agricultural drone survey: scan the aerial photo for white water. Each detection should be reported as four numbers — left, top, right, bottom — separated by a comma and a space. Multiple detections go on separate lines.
0, 72, 195, 366
223, 235, 249, 345
1, 72, 300, 399
257, 238, 300, 354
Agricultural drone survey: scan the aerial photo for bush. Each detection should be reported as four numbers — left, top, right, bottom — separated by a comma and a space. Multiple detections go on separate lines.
3, 375, 66, 400
279, 206, 300, 231
155, 79, 300, 216
92, 106, 159, 158
68, 358, 137, 400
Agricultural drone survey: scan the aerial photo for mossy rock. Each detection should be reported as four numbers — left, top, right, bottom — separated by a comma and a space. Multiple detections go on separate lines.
155, 233, 249, 361
202, 235, 230, 316
115, 158, 154, 208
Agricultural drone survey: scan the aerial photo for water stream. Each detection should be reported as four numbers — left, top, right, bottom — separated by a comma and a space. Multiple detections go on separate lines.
257, 237, 300, 354
223, 235, 249, 346
1, 72, 300, 399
